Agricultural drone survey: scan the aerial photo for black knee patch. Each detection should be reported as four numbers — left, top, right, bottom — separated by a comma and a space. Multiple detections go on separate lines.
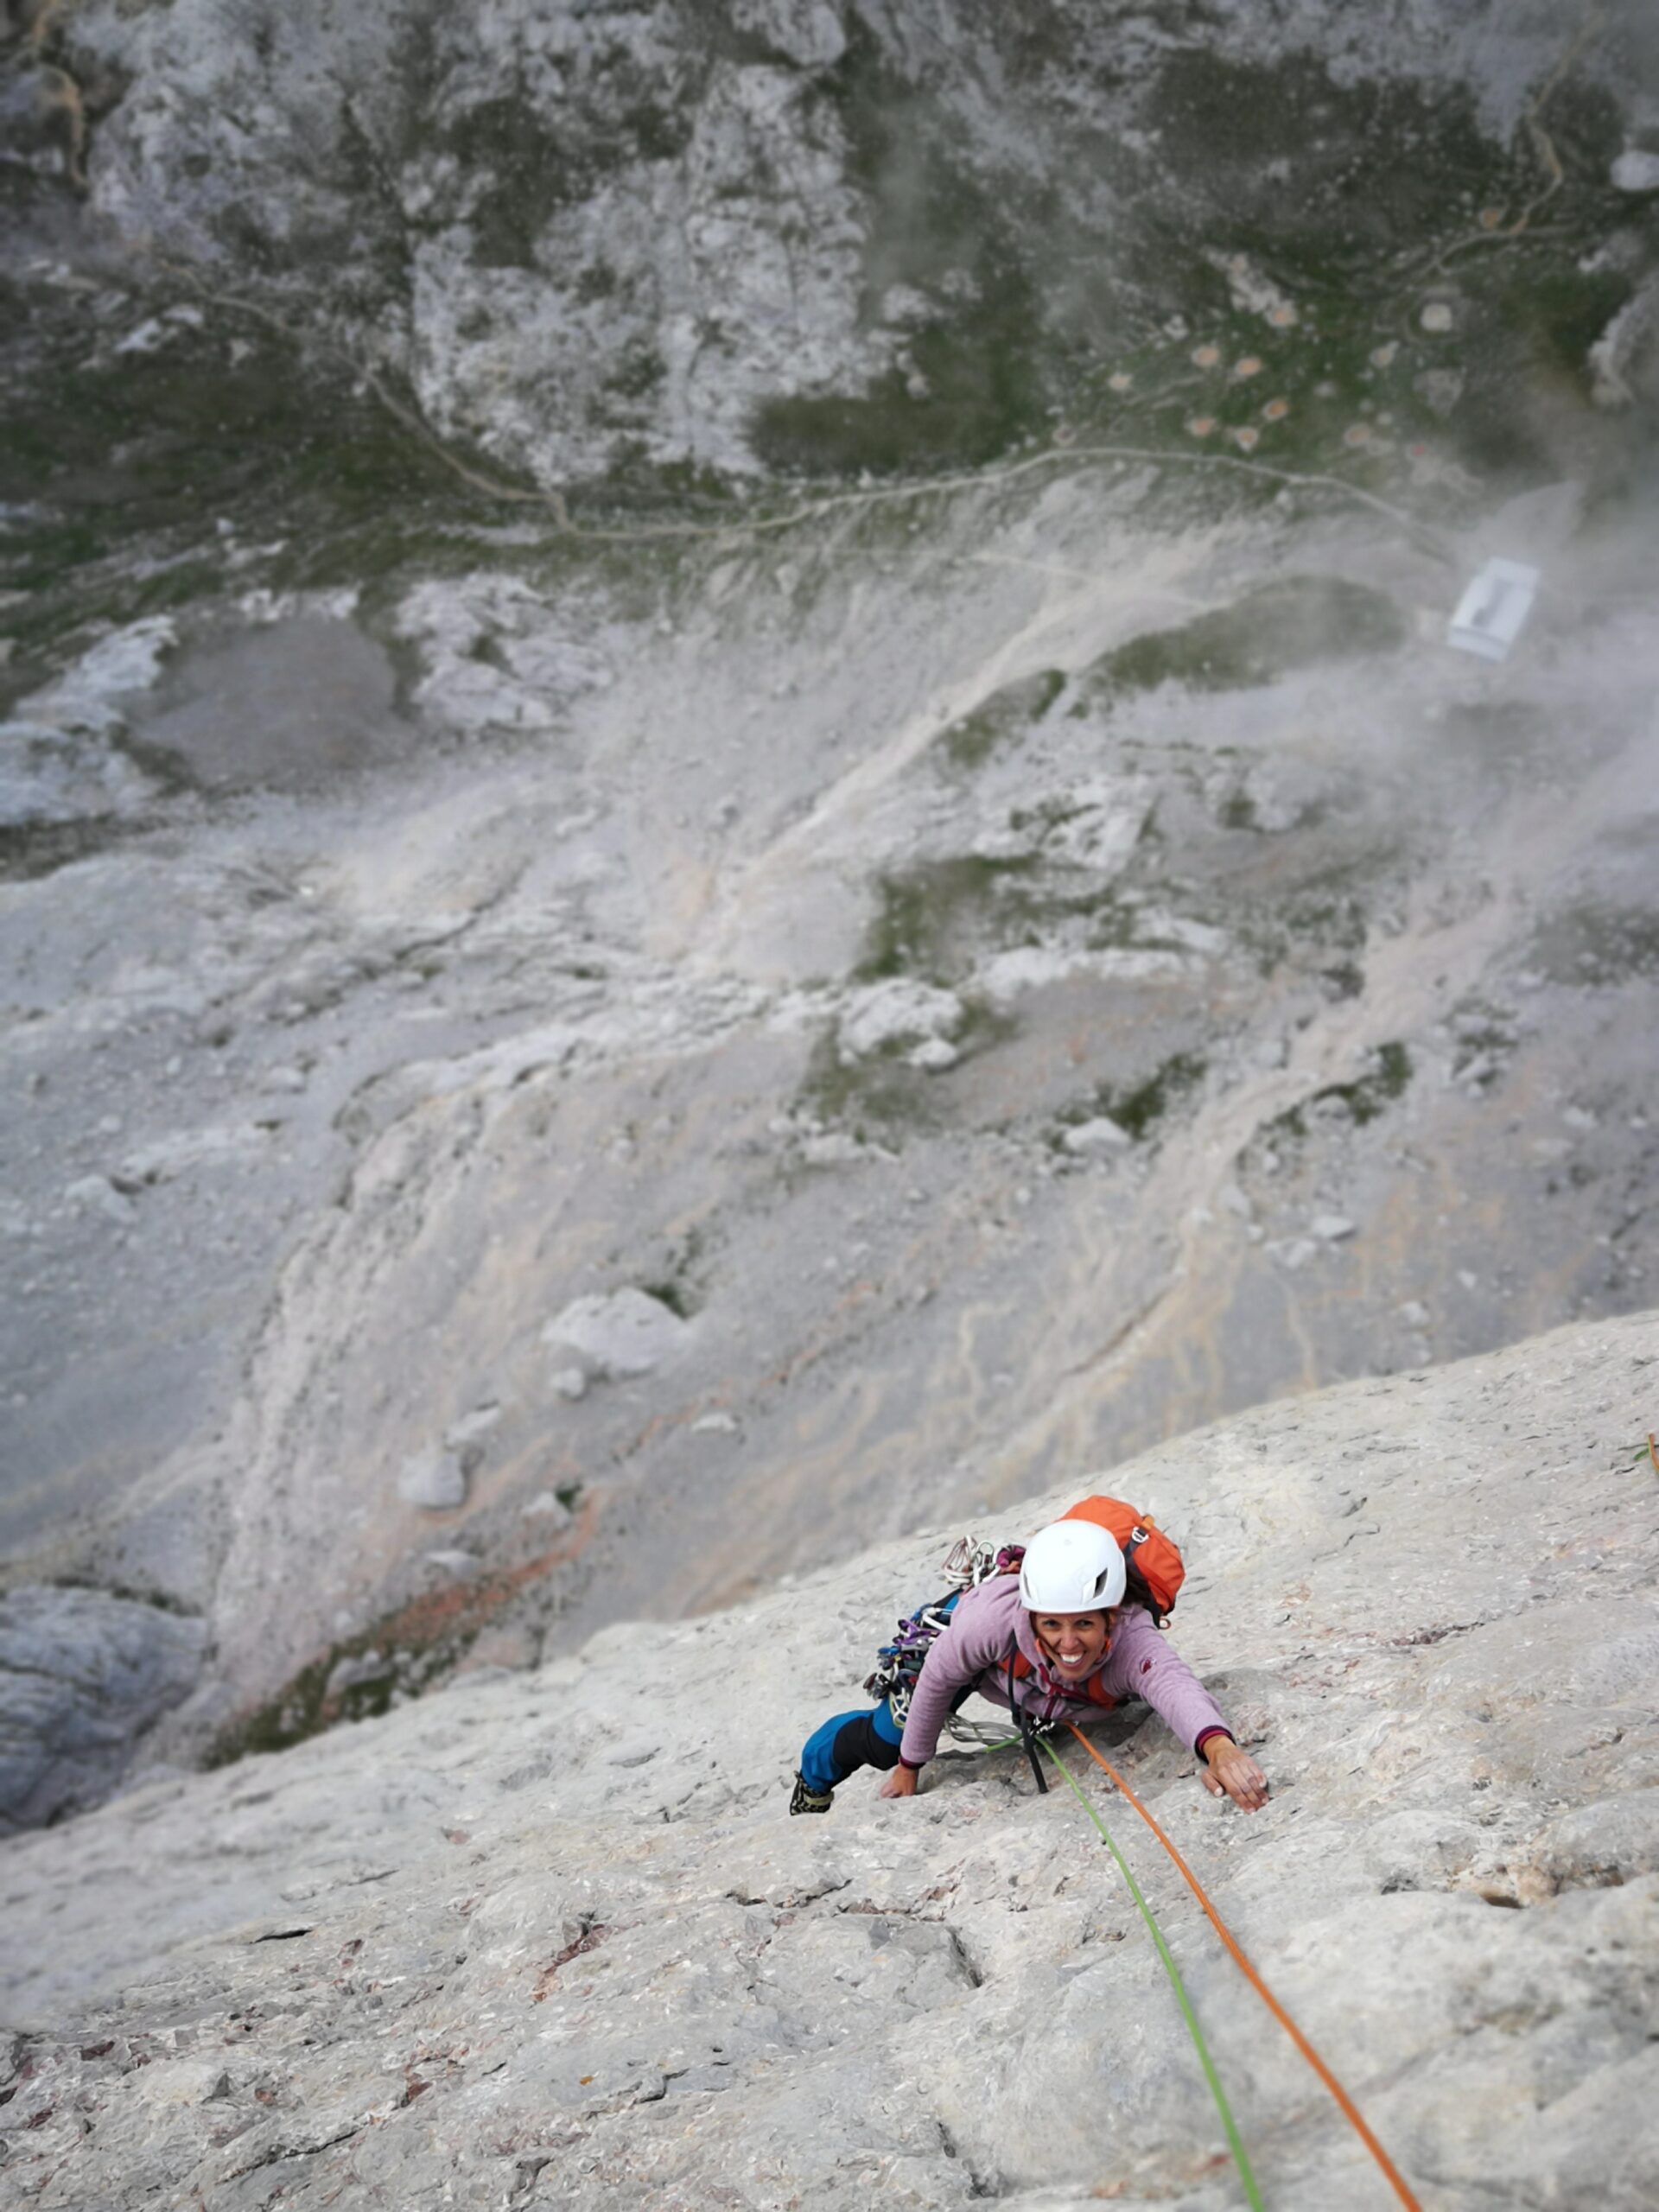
831, 1713, 901, 1779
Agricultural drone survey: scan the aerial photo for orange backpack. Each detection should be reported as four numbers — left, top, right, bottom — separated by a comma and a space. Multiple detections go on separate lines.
1059, 1495, 1185, 1624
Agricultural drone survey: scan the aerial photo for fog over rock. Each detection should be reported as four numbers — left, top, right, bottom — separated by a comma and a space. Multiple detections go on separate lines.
3, 1314, 1656, 2207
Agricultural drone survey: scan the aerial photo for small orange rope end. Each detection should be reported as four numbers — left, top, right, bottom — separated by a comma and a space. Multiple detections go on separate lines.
1647, 1432, 1658, 1476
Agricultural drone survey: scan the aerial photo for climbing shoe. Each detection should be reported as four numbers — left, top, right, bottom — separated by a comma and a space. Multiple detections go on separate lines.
789, 1772, 834, 1816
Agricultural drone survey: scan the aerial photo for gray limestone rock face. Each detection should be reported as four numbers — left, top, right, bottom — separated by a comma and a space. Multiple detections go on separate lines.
2, 1313, 1656, 2206
0, 617, 175, 829
67, 0, 885, 488
0, 1586, 207, 1834
54, 0, 1649, 492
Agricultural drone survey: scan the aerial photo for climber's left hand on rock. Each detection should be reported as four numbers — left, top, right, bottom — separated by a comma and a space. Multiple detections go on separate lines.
1200, 1738, 1269, 1812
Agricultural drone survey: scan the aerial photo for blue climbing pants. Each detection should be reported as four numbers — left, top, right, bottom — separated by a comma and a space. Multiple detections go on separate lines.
798, 1699, 905, 1795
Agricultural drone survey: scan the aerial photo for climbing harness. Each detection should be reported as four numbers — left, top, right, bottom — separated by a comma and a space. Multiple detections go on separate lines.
1010, 1655, 1056, 1796
1053, 1721, 1424, 2211
1001, 1642, 1116, 1796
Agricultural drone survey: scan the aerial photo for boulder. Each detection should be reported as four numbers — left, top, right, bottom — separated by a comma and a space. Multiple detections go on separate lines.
396, 1448, 467, 1510
836, 981, 964, 1063
542, 1288, 691, 1379
1062, 1116, 1131, 1154
0, 1586, 207, 1834
1310, 1212, 1357, 1242
1611, 148, 1659, 193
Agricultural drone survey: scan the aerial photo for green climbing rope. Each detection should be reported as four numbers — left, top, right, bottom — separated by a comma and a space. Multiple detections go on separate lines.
1039, 1738, 1266, 2211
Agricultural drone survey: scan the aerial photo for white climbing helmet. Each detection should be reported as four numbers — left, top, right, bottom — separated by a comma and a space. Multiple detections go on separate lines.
1018, 1519, 1126, 1613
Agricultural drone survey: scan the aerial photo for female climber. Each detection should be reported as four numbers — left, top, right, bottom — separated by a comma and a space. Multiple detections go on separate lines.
791, 1514, 1268, 1814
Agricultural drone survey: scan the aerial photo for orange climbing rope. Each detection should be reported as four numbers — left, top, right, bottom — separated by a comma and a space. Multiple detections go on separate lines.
1065, 1722, 1423, 2211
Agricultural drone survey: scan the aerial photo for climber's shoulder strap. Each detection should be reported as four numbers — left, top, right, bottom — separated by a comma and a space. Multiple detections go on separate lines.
1008, 1646, 1119, 1707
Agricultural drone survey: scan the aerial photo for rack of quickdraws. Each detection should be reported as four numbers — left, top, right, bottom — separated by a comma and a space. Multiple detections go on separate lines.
862, 1537, 1023, 1725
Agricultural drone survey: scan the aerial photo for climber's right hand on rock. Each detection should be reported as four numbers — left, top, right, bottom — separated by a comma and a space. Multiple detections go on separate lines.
1200, 1737, 1269, 1812
879, 1764, 919, 1798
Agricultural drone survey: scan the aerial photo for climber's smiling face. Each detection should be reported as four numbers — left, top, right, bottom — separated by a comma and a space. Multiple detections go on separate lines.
1033, 1609, 1112, 1679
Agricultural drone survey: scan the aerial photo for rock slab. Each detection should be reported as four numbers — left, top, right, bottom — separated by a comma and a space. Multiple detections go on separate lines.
2, 1314, 1656, 2207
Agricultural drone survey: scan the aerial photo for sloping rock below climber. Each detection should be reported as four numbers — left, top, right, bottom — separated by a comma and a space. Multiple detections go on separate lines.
1, 1312, 1656, 2209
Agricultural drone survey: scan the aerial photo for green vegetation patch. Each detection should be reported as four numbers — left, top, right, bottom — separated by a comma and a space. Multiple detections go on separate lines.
797, 995, 1013, 1141
852, 836, 1200, 991
751, 20, 1068, 474
442, 73, 692, 271
1082, 577, 1407, 702
855, 855, 1044, 985
752, 310, 1049, 475
939, 667, 1065, 770
1053, 1049, 1207, 1147
207, 1487, 586, 1765
210, 1637, 407, 1764
1055, 56, 1637, 499
1227, 856, 1393, 986
640, 1226, 708, 1320
0, 299, 475, 658
796, 1027, 931, 1140
1268, 1040, 1413, 1141
0, 816, 131, 882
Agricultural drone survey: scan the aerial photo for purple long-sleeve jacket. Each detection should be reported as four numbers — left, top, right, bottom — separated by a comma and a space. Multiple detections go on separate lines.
897, 1575, 1230, 1768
